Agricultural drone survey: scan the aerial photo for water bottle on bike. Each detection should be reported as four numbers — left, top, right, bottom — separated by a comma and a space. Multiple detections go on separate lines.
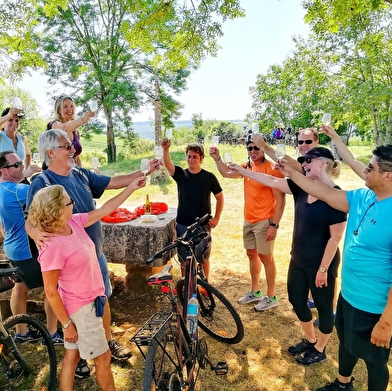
187, 294, 198, 341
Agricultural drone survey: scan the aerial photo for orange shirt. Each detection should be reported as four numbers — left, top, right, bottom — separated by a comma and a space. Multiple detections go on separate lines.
243, 160, 284, 224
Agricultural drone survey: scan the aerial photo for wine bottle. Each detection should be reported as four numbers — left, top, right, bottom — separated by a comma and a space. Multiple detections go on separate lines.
144, 194, 151, 215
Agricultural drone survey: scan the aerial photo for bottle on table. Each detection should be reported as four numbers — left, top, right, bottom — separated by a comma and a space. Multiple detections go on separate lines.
187, 294, 199, 341
144, 194, 151, 215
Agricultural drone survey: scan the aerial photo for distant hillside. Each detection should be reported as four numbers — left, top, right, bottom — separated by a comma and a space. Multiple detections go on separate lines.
132, 119, 246, 140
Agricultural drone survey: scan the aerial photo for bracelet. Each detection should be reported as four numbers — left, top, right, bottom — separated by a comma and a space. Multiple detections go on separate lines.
62, 318, 72, 329
269, 223, 279, 229
81, 117, 86, 124
214, 157, 221, 162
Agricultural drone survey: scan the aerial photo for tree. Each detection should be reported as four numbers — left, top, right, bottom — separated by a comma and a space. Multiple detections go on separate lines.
36, 0, 244, 162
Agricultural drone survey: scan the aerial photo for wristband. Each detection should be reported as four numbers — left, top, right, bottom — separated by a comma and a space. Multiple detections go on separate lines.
62, 318, 72, 329
269, 223, 279, 229
81, 117, 86, 124
214, 157, 221, 162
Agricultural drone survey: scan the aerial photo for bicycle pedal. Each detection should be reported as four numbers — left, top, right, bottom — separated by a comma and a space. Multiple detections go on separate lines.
214, 361, 228, 375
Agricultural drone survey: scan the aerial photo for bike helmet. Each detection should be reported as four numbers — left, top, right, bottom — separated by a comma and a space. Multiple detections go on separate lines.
194, 231, 211, 265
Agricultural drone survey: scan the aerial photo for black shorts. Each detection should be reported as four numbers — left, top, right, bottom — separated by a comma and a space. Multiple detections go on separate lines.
336, 294, 391, 366
9, 257, 43, 290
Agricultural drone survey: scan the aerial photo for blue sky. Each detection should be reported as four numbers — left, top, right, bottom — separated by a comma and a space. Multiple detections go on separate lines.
19, 0, 310, 122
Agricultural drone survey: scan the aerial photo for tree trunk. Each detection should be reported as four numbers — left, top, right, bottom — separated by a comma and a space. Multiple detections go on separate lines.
154, 77, 162, 146
105, 107, 117, 163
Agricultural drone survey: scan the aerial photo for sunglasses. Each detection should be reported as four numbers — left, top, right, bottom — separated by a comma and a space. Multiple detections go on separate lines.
303, 158, 313, 164
3, 161, 23, 169
298, 140, 314, 145
57, 144, 74, 151
65, 198, 74, 207
247, 146, 260, 152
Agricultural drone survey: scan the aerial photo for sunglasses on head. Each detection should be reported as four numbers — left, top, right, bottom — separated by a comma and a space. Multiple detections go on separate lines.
247, 146, 260, 152
298, 140, 314, 145
3, 161, 23, 169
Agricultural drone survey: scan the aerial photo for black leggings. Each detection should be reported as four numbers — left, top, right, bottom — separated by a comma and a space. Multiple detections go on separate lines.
287, 263, 336, 334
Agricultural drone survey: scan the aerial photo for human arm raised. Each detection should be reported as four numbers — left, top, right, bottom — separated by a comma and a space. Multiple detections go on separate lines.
51, 111, 95, 133
228, 163, 292, 194
320, 125, 366, 180
279, 159, 349, 212
209, 146, 242, 178
252, 134, 303, 173
0, 108, 22, 127
105, 159, 160, 189
315, 221, 346, 288
85, 176, 146, 227
161, 138, 175, 175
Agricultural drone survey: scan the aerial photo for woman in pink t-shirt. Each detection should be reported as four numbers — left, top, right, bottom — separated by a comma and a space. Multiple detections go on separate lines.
27, 178, 145, 391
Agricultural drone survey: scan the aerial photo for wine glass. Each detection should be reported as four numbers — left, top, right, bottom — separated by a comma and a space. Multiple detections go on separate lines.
154, 146, 163, 159
275, 144, 286, 159
91, 157, 100, 169
166, 129, 172, 139
89, 100, 98, 112
140, 158, 150, 176
212, 135, 220, 147
13, 97, 23, 109
322, 113, 331, 126
222, 152, 234, 173
33, 153, 40, 165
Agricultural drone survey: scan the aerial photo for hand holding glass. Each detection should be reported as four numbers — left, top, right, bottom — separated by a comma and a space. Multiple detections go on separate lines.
275, 144, 286, 159
154, 146, 163, 159
322, 113, 331, 126
223, 152, 234, 173
140, 158, 150, 176
13, 97, 23, 109
33, 153, 40, 164
89, 100, 98, 112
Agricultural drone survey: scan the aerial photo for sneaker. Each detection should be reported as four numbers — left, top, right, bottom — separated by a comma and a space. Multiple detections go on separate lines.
315, 377, 355, 391
74, 358, 91, 379
307, 298, 316, 308
14, 328, 41, 343
238, 291, 262, 304
254, 296, 279, 312
295, 346, 327, 365
288, 338, 316, 355
108, 338, 132, 360
42, 330, 64, 346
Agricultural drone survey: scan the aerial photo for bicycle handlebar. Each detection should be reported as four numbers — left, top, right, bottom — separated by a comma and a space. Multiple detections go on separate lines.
146, 214, 211, 265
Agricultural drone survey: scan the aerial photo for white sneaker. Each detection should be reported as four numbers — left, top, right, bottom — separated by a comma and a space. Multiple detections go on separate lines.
254, 296, 279, 312
238, 291, 262, 304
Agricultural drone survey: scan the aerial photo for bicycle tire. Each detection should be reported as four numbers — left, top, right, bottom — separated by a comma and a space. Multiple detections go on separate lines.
143, 324, 192, 391
176, 278, 244, 344
1, 314, 57, 391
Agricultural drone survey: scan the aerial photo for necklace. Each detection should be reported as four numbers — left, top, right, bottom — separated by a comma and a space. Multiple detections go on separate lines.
353, 202, 375, 236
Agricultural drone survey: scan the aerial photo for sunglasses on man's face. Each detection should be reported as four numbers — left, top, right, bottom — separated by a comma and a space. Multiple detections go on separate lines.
3, 161, 23, 169
298, 140, 314, 145
56, 143, 74, 151
247, 146, 260, 152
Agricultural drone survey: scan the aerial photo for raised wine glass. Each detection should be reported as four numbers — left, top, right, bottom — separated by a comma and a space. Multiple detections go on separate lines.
275, 144, 286, 160
322, 113, 331, 126
33, 153, 40, 165
211, 135, 220, 147
13, 97, 23, 109
91, 157, 100, 169
166, 129, 172, 139
140, 158, 150, 176
154, 146, 163, 159
222, 152, 234, 173
89, 100, 98, 112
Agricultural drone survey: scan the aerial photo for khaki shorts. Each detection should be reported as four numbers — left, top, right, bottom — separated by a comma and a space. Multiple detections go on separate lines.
66, 302, 108, 360
243, 219, 274, 255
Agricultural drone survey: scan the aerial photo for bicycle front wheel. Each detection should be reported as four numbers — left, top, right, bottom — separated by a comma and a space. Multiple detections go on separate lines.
143, 325, 192, 391
177, 278, 244, 344
1, 314, 57, 391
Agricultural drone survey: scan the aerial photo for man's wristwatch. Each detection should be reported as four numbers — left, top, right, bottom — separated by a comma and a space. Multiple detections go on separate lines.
319, 266, 328, 273
62, 318, 72, 329
269, 223, 279, 229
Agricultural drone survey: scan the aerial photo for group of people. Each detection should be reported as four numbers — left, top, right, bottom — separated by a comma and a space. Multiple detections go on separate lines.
0, 98, 391, 391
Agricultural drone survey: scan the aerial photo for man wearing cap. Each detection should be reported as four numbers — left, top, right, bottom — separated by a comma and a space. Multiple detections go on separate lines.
210, 138, 286, 312
280, 145, 392, 391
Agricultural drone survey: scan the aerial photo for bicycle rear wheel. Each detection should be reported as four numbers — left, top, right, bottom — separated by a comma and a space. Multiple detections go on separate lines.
176, 278, 244, 344
143, 324, 192, 391
1, 314, 57, 391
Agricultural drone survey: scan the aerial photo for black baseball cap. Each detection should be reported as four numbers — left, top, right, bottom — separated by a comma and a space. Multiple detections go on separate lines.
297, 147, 334, 163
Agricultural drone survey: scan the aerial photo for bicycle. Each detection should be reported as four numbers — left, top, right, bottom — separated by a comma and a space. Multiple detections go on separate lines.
0, 262, 57, 390
131, 214, 244, 391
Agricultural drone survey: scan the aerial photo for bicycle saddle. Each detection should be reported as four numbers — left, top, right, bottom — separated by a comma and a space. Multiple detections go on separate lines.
148, 263, 173, 285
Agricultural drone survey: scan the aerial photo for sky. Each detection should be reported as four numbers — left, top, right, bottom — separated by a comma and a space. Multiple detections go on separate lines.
18, 0, 310, 122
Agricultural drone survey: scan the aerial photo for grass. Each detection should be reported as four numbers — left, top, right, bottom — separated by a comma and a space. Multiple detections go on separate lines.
68, 138, 391, 390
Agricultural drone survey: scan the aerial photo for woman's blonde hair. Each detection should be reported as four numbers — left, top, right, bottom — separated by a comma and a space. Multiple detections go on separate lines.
324, 159, 341, 179
29, 185, 68, 233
